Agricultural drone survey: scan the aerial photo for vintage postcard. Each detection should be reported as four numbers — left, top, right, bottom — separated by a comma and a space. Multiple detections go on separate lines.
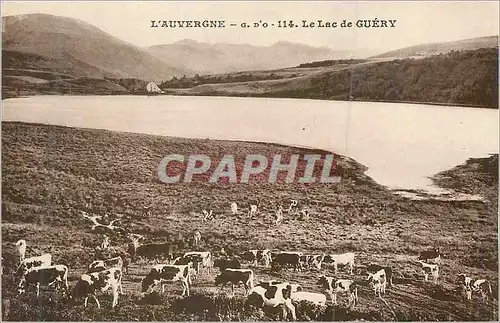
1, 1, 498, 321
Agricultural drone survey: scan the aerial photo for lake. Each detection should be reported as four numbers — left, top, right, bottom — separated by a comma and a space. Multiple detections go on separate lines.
2, 95, 498, 193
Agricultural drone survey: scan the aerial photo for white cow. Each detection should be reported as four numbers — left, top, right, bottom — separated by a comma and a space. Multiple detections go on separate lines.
230, 202, 238, 215
194, 231, 202, 246
367, 269, 387, 297
324, 252, 355, 274
418, 261, 439, 283
248, 205, 258, 217
15, 239, 27, 264
291, 291, 327, 306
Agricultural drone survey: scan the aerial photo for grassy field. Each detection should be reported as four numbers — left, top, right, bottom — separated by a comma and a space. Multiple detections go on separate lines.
1, 122, 498, 321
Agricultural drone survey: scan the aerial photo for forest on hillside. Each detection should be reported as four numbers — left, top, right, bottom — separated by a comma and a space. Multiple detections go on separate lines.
298, 48, 498, 108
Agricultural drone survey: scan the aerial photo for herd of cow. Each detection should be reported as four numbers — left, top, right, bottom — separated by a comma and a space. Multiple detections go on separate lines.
8, 200, 495, 320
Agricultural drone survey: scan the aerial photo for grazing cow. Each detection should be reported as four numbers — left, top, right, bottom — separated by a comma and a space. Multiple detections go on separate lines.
287, 200, 298, 213
141, 264, 192, 296
193, 231, 202, 246
291, 291, 327, 306
133, 242, 175, 263
323, 252, 355, 274
215, 268, 254, 295
299, 209, 310, 221
318, 275, 357, 307
16, 253, 52, 278
275, 205, 284, 225
272, 252, 302, 271
100, 235, 110, 250
183, 251, 213, 274
72, 267, 123, 308
419, 247, 441, 264
248, 205, 258, 217
418, 261, 439, 283
214, 258, 241, 272
366, 269, 387, 296
366, 263, 393, 286
458, 274, 492, 301
202, 209, 214, 222
230, 202, 238, 215
243, 249, 272, 267
246, 282, 296, 320
15, 239, 27, 264
18, 265, 69, 297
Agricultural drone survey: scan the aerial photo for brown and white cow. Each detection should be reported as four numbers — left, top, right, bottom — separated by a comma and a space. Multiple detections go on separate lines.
418, 261, 439, 283
317, 275, 357, 307
18, 264, 69, 298
183, 251, 213, 274
271, 252, 302, 271
323, 252, 355, 274
215, 268, 254, 295
16, 253, 52, 278
243, 249, 272, 267
366, 263, 394, 287
246, 282, 296, 320
72, 267, 123, 308
366, 268, 387, 296
141, 264, 192, 296
458, 274, 493, 301
88, 256, 125, 293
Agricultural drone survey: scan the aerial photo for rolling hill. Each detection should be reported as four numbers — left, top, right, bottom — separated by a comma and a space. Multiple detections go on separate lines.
372, 36, 498, 59
147, 39, 357, 75
2, 14, 190, 82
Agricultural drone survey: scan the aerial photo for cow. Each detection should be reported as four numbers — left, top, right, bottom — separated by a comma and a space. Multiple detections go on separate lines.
366, 269, 387, 297
418, 261, 439, 283
366, 263, 393, 287
100, 235, 110, 250
275, 205, 284, 225
287, 200, 298, 214
15, 239, 27, 264
131, 242, 175, 263
242, 249, 272, 267
317, 275, 357, 307
215, 268, 254, 295
213, 258, 241, 272
419, 247, 441, 264
141, 264, 192, 296
246, 282, 296, 320
272, 252, 302, 271
173, 254, 203, 279
323, 252, 355, 274
18, 265, 69, 298
458, 274, 492, 301
202, 209, 214, 222
258, 281, 302, 293
87, 256, 126, 293
248, 205, 258, 217
183, 251, 213, 274
230, 202, 238, 215
291, 291, 327, 306
72, 267, 123, 308
310, 254, 326, 270
16, 253, 52, 278
193, 231, 202, 246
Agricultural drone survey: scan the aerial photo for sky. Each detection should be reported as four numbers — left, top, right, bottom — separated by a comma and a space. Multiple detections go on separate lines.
2, 1, 499, 52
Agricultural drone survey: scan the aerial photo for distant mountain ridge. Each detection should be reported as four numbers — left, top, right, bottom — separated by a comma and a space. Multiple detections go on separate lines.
146, 39, 357, 74
2, 13, 191, 82
372, 36, 498, 59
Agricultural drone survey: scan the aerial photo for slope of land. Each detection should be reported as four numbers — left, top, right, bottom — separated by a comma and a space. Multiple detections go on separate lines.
147, 39, 357, 75
2, 122, 497, 321
165, 48, 498, 108
2, 14, 190, 82
372, 36, 498, 59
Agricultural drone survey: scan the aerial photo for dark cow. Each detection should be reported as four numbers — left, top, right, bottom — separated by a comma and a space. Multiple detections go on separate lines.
419, 247, 441, 263
241, 249, 272, 267
141, 264, 192, 296
317, 275, 357, 307
215, 268, 254, 295
271, 252, 302, 271
246, 282, 296, 320
136, 243, 175, 262
72, 267, 123, 308
366, 263, 393, 286
18, 265, 69, 298
213, 258, 241, 272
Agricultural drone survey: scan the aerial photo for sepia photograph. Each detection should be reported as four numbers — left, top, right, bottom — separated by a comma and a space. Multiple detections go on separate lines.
1, 1, 498, 321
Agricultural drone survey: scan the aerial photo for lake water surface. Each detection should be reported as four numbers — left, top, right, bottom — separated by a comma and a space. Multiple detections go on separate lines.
2, 95, 498, 193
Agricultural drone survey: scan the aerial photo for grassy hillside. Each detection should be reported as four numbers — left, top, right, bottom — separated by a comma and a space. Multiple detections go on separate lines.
2, 14, 189, 82
372, 36, 498, 59
167, 48, 498, 108
1, 122, 498, 321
